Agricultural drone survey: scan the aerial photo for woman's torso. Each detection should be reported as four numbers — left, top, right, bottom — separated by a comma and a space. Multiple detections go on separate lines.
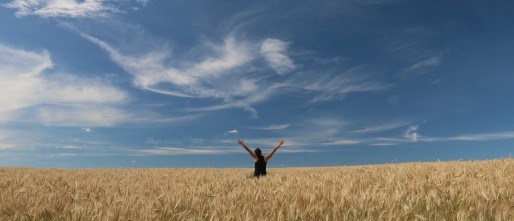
254, 156, 267, 176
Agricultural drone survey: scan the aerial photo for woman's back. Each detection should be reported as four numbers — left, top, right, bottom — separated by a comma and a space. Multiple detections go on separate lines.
254, 155, 267, 177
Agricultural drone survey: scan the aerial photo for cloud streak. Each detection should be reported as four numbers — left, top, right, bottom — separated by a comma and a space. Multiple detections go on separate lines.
247, 124, 290, 130
320, 139, 361, 145
64, 20, 391, 118
72, 28, 264, 116
352, 121, 411, 134
424, 131, 514, 142
0, 44, 129, 126
0, 130, 16, 149
226, 129, 239, 134
404, 55, 442, 74
367, 131, 514, 146
3, 0, 147, 18
404, 125, 418, 142
260, 38, 295, 75
286, 67, 392, 103
140, 147, 229, 155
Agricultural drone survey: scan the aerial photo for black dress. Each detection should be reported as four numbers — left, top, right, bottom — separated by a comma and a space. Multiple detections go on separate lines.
254, 155, 267, 177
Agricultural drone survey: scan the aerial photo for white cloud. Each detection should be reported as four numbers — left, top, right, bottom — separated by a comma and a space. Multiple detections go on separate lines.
45, 153, 80, 158
2, 0, 148, 18
286, 67, 392, 103
75, 31, 252, 97
62, 145, 81, 149
365, 130, 514, 146
384, 28, 444, 77
369, 142, 397, 146
448, 132, 514, 141
352, 121, 410, 134
136, 0, 149, 6
422, 131, 514, 142
248, 123, 290, 130
34, 106, 130, 127
275, 149, 320, 153
146, 137, 162, 145
411, 132, 418, 142
190, 37, 253, 78
320, 139, 361, 145
0, 43, 129, 126
404, 55, 442, 74
264, 117, 347, 145
260, 38, 295, 75
184, 101, 259, 118
140, 147, 230, 155
81, 128, 92, 133
227, 129, 239, 134
404, 125, 418, 142
0, 129, 28, 149
0, 144, 16, 149
223, 117, 350, 149
3, 0, 117, 18
72, 28, 267, 116
68, 24, 391, 118
0, 130, 16, 149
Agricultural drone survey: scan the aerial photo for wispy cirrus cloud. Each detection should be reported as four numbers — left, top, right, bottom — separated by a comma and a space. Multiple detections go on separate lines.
33, 105, 130, 127
2, 0, 148, 18
247, 124, 290, 130
0, 43, 130, 126
352, 121, 411, 134
0, 144, 16, 150
73, 29, 261, 115
384, 28, 445, 77
235, 119, 514, 148
0, 130, 16, 149
0, 129, 38, 150
422, 131, 514, 142
226, 129, 239, 135
70, 24, 271, 116
139, 146, 230, 155
64, 19, 390, 118
287, 67, 392, 103
404, 125, 418, 142
366, 130, 514, 146
320, 139, 361, 145
404, 55, 442, 75
260, 38, 295, 75
184, 102, 259, 119
268, 117, 348, 144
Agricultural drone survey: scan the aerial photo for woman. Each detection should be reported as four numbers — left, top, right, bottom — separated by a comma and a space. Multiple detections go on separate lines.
237, 139, 285, 177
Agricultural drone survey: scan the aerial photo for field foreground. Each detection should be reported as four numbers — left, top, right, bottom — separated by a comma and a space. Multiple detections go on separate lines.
2, 159, 514, 220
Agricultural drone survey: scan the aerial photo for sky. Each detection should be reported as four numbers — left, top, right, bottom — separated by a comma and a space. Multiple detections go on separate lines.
1, 0, 514, 168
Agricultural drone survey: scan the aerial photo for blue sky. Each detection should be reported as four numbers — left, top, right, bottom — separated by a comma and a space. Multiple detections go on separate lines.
1, 0, 514, 168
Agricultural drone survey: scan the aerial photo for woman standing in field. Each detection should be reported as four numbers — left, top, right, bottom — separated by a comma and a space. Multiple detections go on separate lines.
237, 139, 285, 177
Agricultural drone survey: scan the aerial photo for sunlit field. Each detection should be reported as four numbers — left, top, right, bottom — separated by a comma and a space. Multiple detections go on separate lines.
2, 159, 514, 220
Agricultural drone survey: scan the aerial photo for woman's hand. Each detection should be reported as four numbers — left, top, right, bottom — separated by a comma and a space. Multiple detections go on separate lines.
278, 139, 285, 146
237, 139, 244, 145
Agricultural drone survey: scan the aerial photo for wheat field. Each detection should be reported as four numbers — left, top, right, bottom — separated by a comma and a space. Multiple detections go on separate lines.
1, 159, 514, 220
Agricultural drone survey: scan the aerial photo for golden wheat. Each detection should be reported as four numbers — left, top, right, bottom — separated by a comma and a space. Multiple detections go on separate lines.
1, 159, 514, 220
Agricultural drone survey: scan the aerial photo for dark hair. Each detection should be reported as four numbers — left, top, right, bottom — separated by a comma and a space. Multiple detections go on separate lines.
254, 148, 263, 157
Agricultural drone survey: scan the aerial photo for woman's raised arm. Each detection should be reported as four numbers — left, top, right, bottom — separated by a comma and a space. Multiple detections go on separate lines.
265, 139, 284, 162
237, 139, 257, 160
